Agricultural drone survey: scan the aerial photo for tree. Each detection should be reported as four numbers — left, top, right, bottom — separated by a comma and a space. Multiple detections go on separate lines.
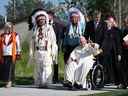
5, 0, 45, 23
0, 15, 4, 29
44, 1, 54, 10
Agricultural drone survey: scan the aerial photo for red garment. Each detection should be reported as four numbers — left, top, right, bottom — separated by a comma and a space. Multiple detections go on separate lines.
0, 32, 17, 64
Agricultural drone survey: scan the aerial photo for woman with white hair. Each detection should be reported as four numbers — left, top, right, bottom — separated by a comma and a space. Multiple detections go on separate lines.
28, 10, 57, 88
0, 22, 21, 88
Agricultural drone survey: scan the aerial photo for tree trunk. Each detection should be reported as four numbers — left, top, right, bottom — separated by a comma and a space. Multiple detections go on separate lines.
118, 0, 122, 28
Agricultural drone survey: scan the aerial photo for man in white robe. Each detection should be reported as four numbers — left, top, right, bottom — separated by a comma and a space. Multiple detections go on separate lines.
64, 36, 100, 89
28, 10, 57, 88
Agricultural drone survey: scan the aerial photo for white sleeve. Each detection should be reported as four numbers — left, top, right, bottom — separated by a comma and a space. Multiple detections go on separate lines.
50, 26, 58, 59
16, 34, 21, 54
94, 43, 99, 49
91, 43, 100, 56
123, 34, 128, 42
29, 32, 35, 57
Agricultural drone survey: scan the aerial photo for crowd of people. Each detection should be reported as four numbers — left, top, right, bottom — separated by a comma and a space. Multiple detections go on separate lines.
0, 7, 128, 90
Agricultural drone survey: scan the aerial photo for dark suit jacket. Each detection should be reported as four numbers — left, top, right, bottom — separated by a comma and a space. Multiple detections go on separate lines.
85, 20, 107, 46
102, 27, 121, 55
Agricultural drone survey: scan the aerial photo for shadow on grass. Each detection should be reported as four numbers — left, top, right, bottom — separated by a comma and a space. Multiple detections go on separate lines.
15, 76, 34, 85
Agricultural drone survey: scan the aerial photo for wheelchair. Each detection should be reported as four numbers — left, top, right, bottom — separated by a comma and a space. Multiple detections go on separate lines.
86, 57, 104, 90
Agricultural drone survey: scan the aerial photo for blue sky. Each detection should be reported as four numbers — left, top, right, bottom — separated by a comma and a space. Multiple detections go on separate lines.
0, 0, 9, 16
0, 0, 65, 16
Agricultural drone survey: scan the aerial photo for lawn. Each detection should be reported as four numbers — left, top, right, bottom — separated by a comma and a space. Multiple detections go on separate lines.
80, 89, 128, 96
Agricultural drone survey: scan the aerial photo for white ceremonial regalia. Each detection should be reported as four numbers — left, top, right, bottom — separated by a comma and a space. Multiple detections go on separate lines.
28, 10, 58, 87
64, 43, 99, 88
29, 25, 57, 87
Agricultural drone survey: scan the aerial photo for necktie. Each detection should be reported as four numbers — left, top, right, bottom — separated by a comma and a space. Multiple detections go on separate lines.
95, 22, 99, 29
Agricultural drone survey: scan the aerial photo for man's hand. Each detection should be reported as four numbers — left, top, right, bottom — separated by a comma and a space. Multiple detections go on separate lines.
16, 54, 21, 60
118, 54, 121, 62
90, 43, 95, 48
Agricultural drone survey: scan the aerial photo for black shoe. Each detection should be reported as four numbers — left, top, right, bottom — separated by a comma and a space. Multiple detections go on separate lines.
38, 84, 48, 89
63, 81, 73, 88
122, 83, 127, 89
117, 84, 127, 89
73, 82, 82, 89
53, 80, 59, 84
122, 85, 127, 89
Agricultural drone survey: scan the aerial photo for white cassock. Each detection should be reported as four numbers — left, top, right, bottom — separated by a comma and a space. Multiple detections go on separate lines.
29, 25, 57, 87
64, 43, 99, 88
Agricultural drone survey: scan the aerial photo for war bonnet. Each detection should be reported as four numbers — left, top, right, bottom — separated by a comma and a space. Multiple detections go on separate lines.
32, 10, 49, 26
68, 7, 85, 25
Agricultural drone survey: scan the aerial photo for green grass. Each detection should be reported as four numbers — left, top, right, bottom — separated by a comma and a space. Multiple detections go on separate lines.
58, 51, 64, 80
80, 89, 128, 96
15, 40, 34, 84
16, 40, 34, 77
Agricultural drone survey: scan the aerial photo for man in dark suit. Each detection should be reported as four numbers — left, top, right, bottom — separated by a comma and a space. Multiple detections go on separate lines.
84, 10, 107, 47
119, 16, 128, 89
102, 17, 122, 85
47, 11, 66, 83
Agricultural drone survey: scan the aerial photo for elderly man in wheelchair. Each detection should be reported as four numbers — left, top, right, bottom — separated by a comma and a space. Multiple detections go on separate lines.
63, 36, 104, 90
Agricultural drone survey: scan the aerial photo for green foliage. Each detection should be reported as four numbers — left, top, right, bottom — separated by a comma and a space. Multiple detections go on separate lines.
16, 40, 34, 77
87, 0, 114, 13
5, 0, 45, 23
0, 15, 5, 29
5, 0, 59, 23
45, 1, 54, 10
58, 51, 64, 80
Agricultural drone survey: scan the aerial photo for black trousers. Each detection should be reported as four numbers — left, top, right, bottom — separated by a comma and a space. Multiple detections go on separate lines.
120, 48, 128, 86
2, 56, 15, 82
64, 45, 77, 64
102, 50, 121, 85
53, 64, 58, 83
0, 64, 4, 80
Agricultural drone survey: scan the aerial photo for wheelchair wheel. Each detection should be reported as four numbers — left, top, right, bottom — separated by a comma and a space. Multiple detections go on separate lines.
91, 64, 104, 89
86, 69, 93, 90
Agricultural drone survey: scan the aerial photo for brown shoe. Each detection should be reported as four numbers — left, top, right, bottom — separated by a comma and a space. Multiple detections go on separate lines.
5, 81, 12, 88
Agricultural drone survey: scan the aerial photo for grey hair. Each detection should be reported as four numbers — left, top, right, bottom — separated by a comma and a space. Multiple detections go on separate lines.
5, 22, 13, 28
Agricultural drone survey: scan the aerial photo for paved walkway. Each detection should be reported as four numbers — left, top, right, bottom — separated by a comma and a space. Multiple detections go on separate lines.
0, 84, 120, 96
